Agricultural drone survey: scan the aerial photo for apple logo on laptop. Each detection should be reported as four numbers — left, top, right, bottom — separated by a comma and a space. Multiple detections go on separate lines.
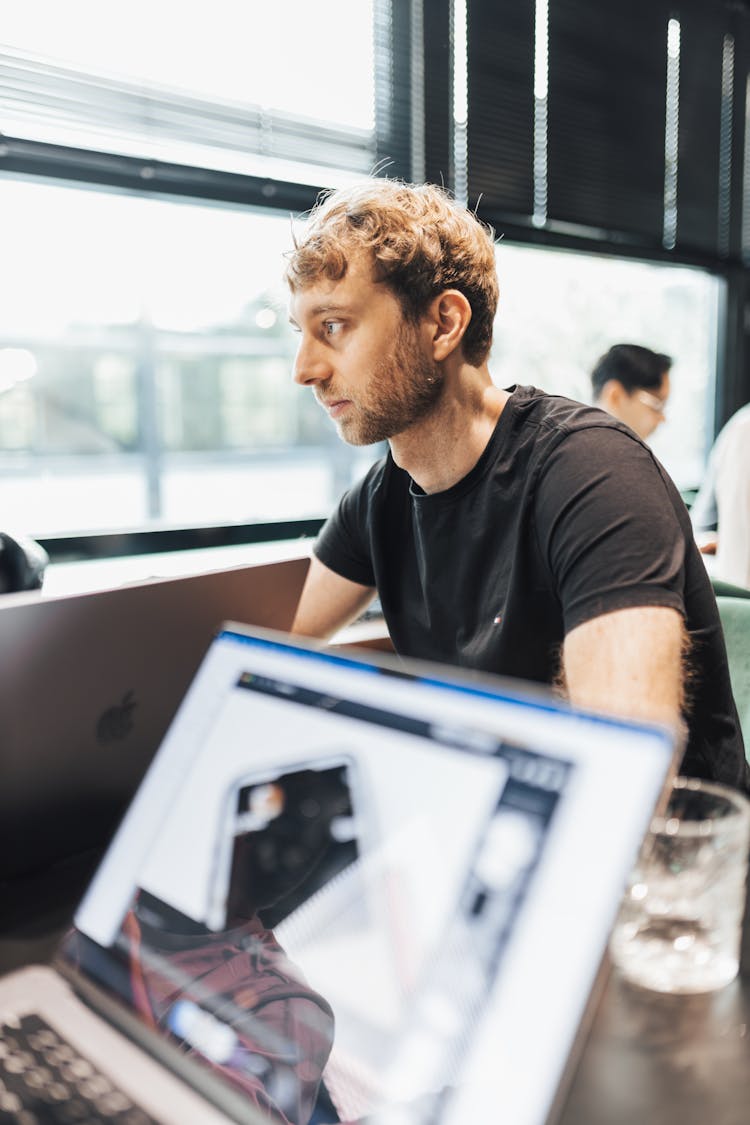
96, 689, 137, 744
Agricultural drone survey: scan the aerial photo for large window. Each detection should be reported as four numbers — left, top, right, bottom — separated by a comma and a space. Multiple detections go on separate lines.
0, 0, 385, 538
0, 2, 377, 185
492, 242, 721, 488
0, 179, 374, 535
0, 178, 719, 538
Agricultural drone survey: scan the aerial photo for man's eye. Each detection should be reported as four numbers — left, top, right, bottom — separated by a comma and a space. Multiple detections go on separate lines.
324, 321, 342, 337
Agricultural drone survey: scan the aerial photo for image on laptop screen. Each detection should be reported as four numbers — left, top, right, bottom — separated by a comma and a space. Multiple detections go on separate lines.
63, 625, 677, 1125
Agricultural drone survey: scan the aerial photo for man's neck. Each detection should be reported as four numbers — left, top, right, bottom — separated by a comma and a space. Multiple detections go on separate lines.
389, 370, 510, 494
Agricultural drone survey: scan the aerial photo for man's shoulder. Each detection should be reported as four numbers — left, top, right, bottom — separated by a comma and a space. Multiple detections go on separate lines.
346, 450, 392, 489
725, 402, 750, 430
336, 449, 407, 513
506, 384, 640, 449
714, 407, 750, 483
503, 387, 676, 512
718, 403, 750, 448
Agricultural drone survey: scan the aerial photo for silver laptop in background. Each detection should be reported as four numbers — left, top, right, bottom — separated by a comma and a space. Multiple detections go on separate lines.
0, 624, 678, 1125
0, 556, 309, 880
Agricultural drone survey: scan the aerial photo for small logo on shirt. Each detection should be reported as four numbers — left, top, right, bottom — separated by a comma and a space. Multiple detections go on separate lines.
493, 612, 503, 626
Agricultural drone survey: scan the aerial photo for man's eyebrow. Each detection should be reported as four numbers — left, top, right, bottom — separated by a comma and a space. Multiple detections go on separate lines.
291, 302, 354, 324
311, 302, 353, 316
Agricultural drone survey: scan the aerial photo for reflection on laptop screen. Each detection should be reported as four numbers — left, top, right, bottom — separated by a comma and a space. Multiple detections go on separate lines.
67, 626, 676, 1125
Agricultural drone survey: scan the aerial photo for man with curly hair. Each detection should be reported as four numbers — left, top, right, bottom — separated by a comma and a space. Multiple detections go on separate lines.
285, 178, 748, 793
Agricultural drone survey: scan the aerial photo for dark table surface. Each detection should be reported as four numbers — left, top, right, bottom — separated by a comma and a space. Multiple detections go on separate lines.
559, 885, 750, 1125
3, 851, 750, 1125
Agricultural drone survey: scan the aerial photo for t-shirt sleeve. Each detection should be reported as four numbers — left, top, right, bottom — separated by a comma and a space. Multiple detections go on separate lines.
313, 472, 378, 588
533, 425, 687, 634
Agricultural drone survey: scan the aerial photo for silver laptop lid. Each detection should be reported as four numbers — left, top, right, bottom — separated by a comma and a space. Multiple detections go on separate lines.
61, 624, 677, 1125
0, 558, 309, 878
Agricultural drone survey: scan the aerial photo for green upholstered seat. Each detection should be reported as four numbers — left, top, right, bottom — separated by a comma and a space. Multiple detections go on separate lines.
716, 595, 750, 758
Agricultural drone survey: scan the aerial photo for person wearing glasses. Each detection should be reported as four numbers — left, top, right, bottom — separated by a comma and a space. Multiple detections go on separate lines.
590, 343, 671, 440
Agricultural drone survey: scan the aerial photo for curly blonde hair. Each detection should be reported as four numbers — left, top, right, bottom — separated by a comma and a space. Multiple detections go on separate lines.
285, 179, 499, 366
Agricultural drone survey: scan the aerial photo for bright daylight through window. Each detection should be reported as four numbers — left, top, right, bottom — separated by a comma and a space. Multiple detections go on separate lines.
0, 181, 378, 534
492, 242, 720, 490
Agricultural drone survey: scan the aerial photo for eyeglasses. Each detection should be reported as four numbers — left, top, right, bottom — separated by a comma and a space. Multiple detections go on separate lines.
636, 390, 667, 415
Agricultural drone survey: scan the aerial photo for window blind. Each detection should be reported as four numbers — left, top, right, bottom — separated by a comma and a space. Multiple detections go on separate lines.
0, 1, 414, 189
466, 0, 535, 219
546, 0, 668, 243
0, 47, 376, 182
466, 0, 750, 260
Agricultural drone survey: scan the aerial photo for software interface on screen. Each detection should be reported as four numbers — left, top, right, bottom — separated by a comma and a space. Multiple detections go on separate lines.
71, 631, 672, 1125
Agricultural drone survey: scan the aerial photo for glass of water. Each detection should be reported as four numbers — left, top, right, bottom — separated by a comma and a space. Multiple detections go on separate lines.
610, 776, 750, 994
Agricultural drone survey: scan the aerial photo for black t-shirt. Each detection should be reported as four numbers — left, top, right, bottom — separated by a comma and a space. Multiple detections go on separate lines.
315, 385, 749, 792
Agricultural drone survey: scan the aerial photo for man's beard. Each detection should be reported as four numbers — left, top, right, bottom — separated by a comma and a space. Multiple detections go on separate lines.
334, 322, 445, 447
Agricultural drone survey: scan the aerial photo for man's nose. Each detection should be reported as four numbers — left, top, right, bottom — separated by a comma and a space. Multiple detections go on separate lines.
292, 337, 330, 386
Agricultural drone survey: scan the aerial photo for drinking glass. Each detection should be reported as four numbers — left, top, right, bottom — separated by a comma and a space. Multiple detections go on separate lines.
610, 776, 750, 994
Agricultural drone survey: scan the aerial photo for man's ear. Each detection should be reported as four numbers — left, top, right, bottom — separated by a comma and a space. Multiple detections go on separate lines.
599, 379, 626, 411
425, 290, 473, 362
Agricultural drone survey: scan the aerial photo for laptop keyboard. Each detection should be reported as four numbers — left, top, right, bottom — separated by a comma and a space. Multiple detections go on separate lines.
0, 1013, 158, 1123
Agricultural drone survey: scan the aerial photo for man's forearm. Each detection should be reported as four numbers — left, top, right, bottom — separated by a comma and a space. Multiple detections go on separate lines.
291, 555, 376, 640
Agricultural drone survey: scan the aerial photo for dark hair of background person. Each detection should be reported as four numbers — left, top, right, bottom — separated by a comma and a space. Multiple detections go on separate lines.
591, 344, 673, 398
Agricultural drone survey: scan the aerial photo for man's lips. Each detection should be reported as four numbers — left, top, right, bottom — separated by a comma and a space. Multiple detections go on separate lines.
319, 397, 351, 418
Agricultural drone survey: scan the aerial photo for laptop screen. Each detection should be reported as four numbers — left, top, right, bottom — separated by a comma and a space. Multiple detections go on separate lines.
66, 625, 676, 1125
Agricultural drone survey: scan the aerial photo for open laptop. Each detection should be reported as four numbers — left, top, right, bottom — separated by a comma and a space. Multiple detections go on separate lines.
0, 557, 309, 879
0, 624, 678, 1125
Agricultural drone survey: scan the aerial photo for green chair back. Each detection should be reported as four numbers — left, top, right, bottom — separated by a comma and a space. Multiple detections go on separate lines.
711, 576, 750, 600
716, 595, 750, 759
